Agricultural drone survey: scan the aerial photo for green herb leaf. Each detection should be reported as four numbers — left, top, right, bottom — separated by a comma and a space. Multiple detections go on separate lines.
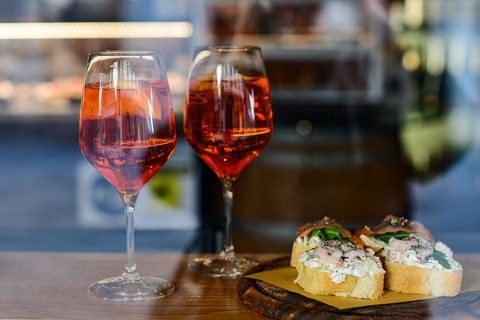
371, 231, 425, 243
308, 226, 352, 244
322, 226, 343, 240
310, 228, 325, 240
375, 247, 384, 255
426, 251, 451, 269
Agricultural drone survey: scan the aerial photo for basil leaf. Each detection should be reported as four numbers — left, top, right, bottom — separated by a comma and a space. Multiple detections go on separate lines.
322, 226, 344, 241
371, 231, 425, 243
426, 251, 451, 270
308, 226, 353, 244
310, 228, 325, 240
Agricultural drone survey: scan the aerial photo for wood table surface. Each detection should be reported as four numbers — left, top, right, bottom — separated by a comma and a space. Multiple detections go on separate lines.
1, 252, 479, 319
0, 252, 280, 319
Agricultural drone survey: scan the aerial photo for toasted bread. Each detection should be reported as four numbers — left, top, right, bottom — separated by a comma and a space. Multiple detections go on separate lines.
356, 216, 463, 297
294, 242, 385, 300
384, 260, 462, 297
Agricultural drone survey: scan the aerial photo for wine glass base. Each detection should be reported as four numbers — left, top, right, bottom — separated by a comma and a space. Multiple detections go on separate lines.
188, 254, 260, 278
88, 276, 175, 302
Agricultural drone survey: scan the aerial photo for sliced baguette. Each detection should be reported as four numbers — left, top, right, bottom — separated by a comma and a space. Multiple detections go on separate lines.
295, 257, 385, 299
356, 216, 463, 297
291, 242, 311, 267
384, 260, 463, 297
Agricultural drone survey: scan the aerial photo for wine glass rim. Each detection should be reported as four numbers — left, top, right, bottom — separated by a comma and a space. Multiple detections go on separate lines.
195, 45, 261, 52
89, 50, 162, 56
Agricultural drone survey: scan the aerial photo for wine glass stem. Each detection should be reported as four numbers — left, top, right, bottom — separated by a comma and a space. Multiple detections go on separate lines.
121, 192, 140, 280
221, 177, 236, 258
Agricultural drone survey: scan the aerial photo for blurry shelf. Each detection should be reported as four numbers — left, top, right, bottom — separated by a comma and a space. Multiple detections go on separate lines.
262, 46, 371, 61
271, 89, 372, 105
0, 110, 79, 123
0, 93, 186, 120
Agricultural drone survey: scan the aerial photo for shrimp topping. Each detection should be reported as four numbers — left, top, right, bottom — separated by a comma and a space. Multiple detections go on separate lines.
313, 240, 367, 266
298, 240, 385, 284
387, 234, 435, 263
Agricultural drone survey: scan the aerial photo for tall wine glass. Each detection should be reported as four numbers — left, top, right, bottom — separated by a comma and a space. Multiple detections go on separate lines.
79, 50, 176, 301
184, 45, 273, 277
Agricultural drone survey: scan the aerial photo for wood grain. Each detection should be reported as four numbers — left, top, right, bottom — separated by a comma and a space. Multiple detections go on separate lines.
237, 256, 480, 320
2, 252, 480, 319
0, 252, 279, 319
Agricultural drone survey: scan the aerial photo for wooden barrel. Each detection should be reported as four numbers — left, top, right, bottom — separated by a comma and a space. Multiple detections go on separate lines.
230, 121, 410, 253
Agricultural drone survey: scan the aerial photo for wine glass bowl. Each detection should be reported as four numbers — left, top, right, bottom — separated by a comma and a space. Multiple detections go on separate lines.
79, 50, 176, 301
184, 45, 273, 277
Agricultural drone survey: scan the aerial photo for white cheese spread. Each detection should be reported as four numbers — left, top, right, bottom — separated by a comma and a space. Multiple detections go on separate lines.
295, 235, 321, 248
296, 241, 384, 284
385, 235, 461, 272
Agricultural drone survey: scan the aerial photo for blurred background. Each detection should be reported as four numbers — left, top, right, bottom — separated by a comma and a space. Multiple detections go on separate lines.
1, 0, 479, 254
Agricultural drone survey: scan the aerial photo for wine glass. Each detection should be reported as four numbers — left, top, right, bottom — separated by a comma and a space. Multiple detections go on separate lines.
183, 45, 273, 277
79, 50, 176, 301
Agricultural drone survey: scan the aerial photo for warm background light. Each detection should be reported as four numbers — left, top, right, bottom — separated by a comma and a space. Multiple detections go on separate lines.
404, 0, 424, 29
0, 22, 193, 39
402, 49, 421, 72
426, 36, 445, 76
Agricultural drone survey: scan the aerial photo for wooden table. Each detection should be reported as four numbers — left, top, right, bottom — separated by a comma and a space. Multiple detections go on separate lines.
1, 252, 479, 319
0, 252, 280, 319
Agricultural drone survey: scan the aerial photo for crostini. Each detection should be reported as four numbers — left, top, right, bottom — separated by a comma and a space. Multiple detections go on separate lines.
355, 215, 462, 297
294, 240, 385, 299
384, 234, 462, 297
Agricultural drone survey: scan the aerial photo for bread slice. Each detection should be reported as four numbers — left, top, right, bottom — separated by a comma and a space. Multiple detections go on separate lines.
290, 242, 312, 267
295, 260, 385, 299
355, 216, 463, 297
384, 260, 463, 297
383, 235, 462, 297
294, 241, 385, 300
